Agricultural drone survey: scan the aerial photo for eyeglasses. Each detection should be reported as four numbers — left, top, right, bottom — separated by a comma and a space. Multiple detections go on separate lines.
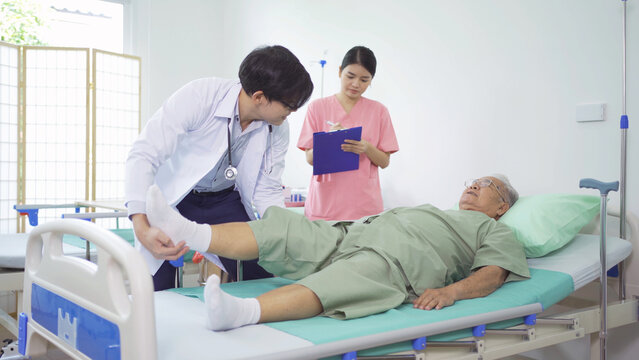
278, 99, 295, 111
464, 178, 508, 204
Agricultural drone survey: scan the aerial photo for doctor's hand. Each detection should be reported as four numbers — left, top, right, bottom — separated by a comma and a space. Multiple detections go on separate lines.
413, 287, 456, 310
132, 214, 190, 260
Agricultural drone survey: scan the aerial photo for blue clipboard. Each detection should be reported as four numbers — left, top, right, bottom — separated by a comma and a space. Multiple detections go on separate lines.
312, 126, 362, 175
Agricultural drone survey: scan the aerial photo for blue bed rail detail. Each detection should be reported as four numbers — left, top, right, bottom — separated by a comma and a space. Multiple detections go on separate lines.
30, 283, 121, 360
524, 314, 537, 326
14, 206, 40, 227
62, 214, 92, 222
412, 336, 426, 350
342, 350, 357, 360
18, 313, 28, 355
170, 256, 184, 267
472, 324, 486, 337
620, 114, 628, 129
14, 205, 81, 226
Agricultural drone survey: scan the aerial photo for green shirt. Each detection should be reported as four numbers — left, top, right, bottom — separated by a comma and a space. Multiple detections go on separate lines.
337, 204, 530, 294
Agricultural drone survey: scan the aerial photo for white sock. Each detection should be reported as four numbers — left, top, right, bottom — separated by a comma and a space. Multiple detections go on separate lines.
204, 275, 261, 331
146, 185, 211, 253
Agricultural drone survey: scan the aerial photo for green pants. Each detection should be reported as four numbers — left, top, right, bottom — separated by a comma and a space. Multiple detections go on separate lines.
248, 207, 412, 319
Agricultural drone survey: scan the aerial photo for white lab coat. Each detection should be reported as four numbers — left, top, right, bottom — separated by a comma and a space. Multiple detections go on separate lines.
125, 77, 288, 274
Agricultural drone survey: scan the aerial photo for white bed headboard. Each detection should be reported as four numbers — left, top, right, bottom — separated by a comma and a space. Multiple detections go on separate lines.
21, 219, 157, 360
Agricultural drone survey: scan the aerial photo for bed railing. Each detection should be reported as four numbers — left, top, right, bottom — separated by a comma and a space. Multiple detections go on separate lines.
21, 219, 157, 360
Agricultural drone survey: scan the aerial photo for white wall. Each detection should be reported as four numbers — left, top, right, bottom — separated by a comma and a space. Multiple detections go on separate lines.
129, 0, 233, 123
129, 0, 638, 357
131, 0, 637, 218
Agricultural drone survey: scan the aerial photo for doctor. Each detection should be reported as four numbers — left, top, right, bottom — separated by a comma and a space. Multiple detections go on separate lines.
125, 45, 314, 290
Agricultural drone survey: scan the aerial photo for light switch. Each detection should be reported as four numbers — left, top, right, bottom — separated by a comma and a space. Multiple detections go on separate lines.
576, 103, 605, 122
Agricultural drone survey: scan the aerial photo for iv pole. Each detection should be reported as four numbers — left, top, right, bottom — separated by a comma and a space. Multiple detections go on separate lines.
619, 0, 628, 301
320, 59, 327, 97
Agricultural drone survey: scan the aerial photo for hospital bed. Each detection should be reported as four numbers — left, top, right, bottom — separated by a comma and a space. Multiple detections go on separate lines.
10, 199, 638, 360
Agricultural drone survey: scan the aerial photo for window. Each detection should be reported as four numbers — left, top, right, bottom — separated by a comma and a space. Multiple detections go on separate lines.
0, 1, 137, 232
36, 0, 124, 53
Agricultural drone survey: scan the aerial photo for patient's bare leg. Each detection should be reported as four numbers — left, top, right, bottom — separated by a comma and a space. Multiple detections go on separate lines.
257, 283, 323, 323
205, 274, 322, 331
146, 185, 259, 258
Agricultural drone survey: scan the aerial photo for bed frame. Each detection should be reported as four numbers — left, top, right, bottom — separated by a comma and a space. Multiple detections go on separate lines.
13, 207, 639, 360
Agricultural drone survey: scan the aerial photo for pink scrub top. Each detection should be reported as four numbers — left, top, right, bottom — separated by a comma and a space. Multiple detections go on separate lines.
297, 95, 399, 220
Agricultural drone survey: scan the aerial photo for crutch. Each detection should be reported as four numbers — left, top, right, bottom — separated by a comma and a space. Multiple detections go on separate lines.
579, 178, 619, 360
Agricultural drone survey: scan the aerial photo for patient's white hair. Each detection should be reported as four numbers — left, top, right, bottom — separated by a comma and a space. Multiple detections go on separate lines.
491, 173, 519, 207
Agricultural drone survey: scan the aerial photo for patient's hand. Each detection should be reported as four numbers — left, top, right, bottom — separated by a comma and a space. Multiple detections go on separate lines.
413, 266, 507, 310
413, 287, 456, 310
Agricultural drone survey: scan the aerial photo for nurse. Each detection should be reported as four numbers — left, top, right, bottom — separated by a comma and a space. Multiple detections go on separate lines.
125, 45, 313, 290
297, 46, 399, 221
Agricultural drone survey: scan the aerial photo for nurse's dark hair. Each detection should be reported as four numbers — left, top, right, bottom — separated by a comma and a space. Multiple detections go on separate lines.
239, 45, 313, 111
341, 46, 377, 78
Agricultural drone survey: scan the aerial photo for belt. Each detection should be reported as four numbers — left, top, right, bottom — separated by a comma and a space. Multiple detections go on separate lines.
191, 186, 235, 197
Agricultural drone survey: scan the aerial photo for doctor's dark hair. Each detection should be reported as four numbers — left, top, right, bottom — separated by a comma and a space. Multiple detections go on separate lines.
239, 45, 313, 111
341, 46, 377, 78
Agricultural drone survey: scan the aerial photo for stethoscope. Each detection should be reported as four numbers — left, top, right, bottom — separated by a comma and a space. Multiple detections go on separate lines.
223, 119, 273, 181
223, 118, 238, 181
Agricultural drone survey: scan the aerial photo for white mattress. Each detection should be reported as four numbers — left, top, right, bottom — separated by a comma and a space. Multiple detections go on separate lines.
154, 291, 313, 360
0, 233, 93, 269
527, 234, 632, 290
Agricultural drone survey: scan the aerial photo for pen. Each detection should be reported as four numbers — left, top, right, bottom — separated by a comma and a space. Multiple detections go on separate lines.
327, 121, 335, 126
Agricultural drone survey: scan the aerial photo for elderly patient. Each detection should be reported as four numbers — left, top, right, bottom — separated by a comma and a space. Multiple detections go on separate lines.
145, 174, 530, 331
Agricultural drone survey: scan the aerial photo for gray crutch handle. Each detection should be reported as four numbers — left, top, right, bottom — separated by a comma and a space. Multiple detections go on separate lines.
579, 178, 619, 195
